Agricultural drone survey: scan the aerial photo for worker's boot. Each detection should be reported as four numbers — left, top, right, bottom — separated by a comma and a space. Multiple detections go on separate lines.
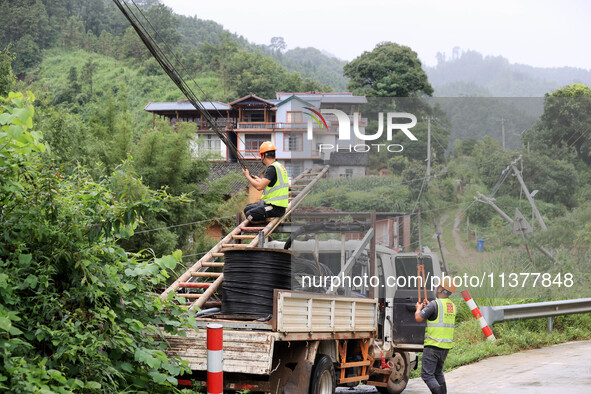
440, 383, 447, 394
428, 385, 444, 394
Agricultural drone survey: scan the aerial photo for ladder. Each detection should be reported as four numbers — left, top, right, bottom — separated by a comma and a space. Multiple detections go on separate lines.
160, 165, 330, 312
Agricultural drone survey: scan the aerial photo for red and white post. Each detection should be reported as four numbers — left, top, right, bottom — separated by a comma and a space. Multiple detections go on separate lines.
461, 290, 496, 341
207, 323, 223, 394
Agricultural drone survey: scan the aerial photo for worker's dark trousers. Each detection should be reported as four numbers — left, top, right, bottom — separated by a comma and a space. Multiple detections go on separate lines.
421, 346, 449, 394
244, 201, 285, 222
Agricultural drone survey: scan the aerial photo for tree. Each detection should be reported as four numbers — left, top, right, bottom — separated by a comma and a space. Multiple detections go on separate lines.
524, 84, 591, 165
81, 58, 96, 96
11, 34, 41, 76
521, 151, 579, 208
343, 42, 434, 97
0, 92, 195, 392
60, 16, 86, 48
120, 26, 150, 61
0, 47, 15, 96
96, 30, 117, 57
144, 3, 181, 48
269, 36, 287, 52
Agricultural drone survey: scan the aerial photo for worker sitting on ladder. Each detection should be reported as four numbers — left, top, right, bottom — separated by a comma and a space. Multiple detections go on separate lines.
415, 277, 457, 394
242, 141, 289, 222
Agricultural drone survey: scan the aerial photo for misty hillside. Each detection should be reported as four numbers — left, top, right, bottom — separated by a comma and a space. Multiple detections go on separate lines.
0, 0, 347, 94
426, 49, 591, 97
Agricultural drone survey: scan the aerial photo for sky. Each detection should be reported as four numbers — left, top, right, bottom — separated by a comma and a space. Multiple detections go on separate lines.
159, 0, 591, 70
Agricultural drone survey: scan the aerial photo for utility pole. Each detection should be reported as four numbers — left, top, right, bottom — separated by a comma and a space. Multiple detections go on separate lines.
474, 192, 556, 262
501, 118, 505, 151
511, 165, 547, 230
426, 118, 431, 178
432, 218, 450, 274
418, 205, 422, 252
475, 192, 514, 224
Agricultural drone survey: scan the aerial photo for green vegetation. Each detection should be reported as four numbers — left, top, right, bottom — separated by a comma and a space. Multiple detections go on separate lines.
0, 92, 197, 392
427, 49, 591, 97
270, 45, 348, 91
524, 84, 591, 165
1, 0, 591, 388
344, 42, 434, 98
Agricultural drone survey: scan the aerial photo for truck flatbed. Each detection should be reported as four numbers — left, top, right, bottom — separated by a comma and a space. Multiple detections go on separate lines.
163, 291, 378, 376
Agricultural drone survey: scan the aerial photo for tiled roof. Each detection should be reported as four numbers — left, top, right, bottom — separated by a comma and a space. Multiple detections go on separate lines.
145, 93, 366, 115
203, 161, 267, 195
228, 94, 275, 106
275, 95, 314, 107
276, 92, 367, 105
144, 101, 231, 111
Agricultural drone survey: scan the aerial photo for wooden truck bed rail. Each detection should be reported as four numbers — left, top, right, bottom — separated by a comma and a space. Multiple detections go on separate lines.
164, 329, 278, 375
163, 291, 378, 375
273, 290, 378, 334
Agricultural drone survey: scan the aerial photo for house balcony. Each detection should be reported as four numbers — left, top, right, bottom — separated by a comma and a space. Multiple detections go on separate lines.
194, 120, 236, 131
236, 122, 311, 130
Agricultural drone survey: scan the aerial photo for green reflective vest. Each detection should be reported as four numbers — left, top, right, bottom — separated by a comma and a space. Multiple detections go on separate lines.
424, 298, 456, 349
261, 161, 289, 208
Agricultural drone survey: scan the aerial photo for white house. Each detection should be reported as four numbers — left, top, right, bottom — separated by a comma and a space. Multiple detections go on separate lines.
144, 92, 369, 178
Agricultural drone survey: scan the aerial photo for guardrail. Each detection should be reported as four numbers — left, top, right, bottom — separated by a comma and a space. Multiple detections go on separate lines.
481, 298, 591, 332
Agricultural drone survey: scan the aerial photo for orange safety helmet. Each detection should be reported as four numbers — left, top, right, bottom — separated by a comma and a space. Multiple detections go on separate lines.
259, 141, 277, 157
440, 277, 457, 294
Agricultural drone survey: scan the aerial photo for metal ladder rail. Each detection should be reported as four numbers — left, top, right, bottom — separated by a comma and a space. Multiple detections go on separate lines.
160, 218, 249, 301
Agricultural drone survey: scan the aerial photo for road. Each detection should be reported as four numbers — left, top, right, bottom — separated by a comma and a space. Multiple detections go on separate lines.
337, 340, 591, 393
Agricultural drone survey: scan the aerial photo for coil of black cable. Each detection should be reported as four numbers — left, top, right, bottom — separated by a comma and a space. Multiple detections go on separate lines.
222, 248, 292, 316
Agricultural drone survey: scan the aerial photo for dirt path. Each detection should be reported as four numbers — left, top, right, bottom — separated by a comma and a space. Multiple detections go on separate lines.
438, 213, 450, 258
435, 209, 490, 273
452, 212, 468, 258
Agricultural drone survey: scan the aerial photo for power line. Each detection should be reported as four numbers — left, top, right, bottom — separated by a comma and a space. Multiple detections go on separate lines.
127, 1, 229, 123
112, 0, 247, 167
134, 215, 235, 234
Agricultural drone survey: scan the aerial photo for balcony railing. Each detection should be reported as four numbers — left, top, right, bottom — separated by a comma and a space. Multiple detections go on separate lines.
236, 122, 313, 130
193, 120, 235, 130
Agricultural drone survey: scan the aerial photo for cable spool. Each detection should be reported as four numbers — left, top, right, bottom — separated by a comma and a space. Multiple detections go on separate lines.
222, 248, 292, 317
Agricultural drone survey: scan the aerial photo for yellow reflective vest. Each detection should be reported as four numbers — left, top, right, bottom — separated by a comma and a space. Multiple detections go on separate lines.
424, 298, 456, 349
261, 161, 289, 208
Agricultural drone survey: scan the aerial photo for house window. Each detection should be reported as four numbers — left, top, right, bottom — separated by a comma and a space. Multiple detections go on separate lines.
285, 133, 303, 151
287, 111, 303, 123
244, 111, 265, 122
284, 161, 303, 178
244, 134, 272, 151
199, 134, 222, 155
345, 168, 354, 178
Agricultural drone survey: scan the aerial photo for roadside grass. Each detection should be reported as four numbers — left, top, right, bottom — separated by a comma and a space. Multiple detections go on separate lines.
410, 310, 591, 379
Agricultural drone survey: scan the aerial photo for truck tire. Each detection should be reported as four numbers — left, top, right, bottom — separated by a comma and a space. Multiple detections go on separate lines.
377, 351, 409, 394
309, 354, 336, 394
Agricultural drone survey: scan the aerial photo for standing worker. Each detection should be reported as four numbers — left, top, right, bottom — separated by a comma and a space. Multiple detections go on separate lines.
415, 277, 457, 394
242, 141, 289, 222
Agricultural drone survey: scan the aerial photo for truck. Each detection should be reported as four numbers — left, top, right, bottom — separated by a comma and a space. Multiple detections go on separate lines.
163, 238, 442, 393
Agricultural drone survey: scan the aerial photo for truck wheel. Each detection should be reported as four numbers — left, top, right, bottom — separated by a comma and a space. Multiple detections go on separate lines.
309, 354, 336, 394
377, 351, 409, 394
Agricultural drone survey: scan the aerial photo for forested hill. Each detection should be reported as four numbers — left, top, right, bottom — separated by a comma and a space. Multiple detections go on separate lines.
0, 0, 348, 91
426, 49, 591, 96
